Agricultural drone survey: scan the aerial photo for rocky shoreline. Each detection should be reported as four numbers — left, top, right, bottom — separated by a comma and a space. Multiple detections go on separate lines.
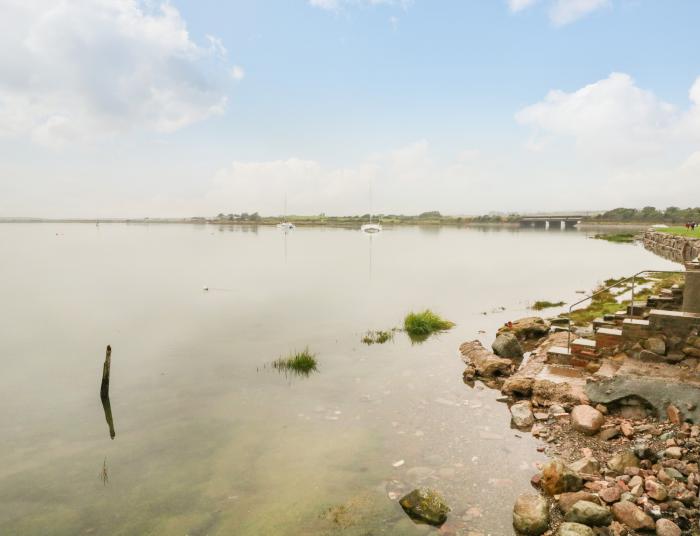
458, 307, 700, 535
643, 230, 700, 263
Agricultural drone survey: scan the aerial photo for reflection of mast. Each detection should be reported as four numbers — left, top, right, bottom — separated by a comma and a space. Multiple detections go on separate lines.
369, 234, 373, 282
284, 227, 288, 264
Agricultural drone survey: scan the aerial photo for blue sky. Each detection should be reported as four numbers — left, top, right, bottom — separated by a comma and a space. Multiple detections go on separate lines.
1, 0, 700, 217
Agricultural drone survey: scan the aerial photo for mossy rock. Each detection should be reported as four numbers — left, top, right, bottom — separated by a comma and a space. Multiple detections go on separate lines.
399, 487, 450, 526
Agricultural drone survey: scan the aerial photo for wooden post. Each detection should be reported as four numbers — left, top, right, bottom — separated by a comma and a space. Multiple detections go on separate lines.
100, 345, 111, 399
101, 394, 116, 439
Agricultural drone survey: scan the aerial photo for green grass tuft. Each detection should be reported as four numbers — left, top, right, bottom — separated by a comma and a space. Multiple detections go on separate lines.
273, 348, 318, 376
361, 330, 395, 345
531, 300, 566, 311
403, 310, 455, 342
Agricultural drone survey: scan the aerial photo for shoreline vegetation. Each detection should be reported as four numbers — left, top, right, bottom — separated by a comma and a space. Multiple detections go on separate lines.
531, 300, 566, 311
592, 232, 638, 243
567, 273, 681, 325
272, 348, 318, 376
6, 206, 700, 228
403, 310, 455, 342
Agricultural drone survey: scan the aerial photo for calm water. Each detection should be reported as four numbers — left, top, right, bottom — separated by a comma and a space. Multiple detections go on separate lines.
0, 224, 677, 536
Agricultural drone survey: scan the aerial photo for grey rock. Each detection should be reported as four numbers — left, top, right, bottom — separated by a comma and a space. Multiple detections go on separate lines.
492, 332, 524, 359
511, 401, 535, 428
564, 500, 612, 526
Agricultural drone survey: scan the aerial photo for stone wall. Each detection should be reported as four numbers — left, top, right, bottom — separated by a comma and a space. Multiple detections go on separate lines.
643, 229, 700, 263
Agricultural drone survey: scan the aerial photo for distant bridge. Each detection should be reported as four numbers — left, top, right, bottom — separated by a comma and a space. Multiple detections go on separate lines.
519, 215, 584, 229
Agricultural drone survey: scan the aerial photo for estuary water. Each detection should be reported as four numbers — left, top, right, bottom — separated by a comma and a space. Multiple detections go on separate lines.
0, 223, 677, 536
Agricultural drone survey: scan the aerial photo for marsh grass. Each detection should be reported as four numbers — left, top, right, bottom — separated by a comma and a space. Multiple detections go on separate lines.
361, 329, 395, 345
531, 300, 566, 311
403, 310, 455, 342
273, 348, 318, 376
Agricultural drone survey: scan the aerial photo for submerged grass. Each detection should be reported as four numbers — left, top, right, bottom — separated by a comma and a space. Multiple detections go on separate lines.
403, 310, 455, 342
273, 348, 318, 376
531, 300, 566, 311
361, 330, 395, 345
593, 233, 638, 243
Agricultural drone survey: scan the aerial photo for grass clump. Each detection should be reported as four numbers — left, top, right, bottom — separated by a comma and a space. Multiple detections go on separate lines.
593, 233, 637, 243
273, 348, 318, 376
403, 310, 455, 342
361, 330, 395, 345
531, 300, 566, 311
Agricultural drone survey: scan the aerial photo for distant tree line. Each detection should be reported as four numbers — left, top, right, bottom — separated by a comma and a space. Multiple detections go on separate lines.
593, 207, 700, 223
216, 212, 261, 221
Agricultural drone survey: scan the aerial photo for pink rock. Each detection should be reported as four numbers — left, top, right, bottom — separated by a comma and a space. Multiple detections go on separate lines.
656, 518, 681, 536
571, 405, 606, 435
612, 501, 655, 531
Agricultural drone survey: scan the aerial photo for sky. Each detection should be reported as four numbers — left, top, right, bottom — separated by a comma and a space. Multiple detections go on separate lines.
1, 0, 700, 218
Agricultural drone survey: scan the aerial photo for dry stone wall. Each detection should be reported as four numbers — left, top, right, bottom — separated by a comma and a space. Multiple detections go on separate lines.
643, 229, 700, 263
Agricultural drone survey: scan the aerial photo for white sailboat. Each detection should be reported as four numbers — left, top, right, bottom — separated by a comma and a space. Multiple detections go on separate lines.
277, 194, 295, 231
361, 180, 382, 233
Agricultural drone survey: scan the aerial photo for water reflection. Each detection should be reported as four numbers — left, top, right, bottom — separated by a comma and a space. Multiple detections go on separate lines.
99, 457, 109, 486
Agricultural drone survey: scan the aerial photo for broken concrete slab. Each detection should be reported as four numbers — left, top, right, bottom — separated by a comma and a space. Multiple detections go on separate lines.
585, 358, 700, 423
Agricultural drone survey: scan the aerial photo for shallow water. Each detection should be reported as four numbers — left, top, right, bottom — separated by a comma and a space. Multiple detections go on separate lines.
0, 223, 677, 535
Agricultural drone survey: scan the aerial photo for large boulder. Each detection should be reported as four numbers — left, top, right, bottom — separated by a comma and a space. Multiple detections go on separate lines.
492, 332, 524, 359
611, 501, 654, 531
511, 401, 535, 428
512, 493, 550, 535
564, 501, 612, 527
459, 341, 515, 377
499, 317, 551, 340
399, 488, 449, 526
541, 459, 583, 496
557, 522, 595, 536
570, 405, 605, 435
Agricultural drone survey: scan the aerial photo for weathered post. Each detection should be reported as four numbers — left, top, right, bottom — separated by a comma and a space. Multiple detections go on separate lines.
100, 345, 112, 399
101, 394, 116, 439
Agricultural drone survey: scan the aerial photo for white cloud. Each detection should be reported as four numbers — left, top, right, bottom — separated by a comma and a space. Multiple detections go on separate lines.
231, 65, 246, 81
516, 73, 684, 162
515, 73, 700, 207
508, 0, 539, 13
549, 0, 609, 25
309, 0, 411, 12
0, 0, 230, 146
206, 141, 497, 216
510, 0, 610, 25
